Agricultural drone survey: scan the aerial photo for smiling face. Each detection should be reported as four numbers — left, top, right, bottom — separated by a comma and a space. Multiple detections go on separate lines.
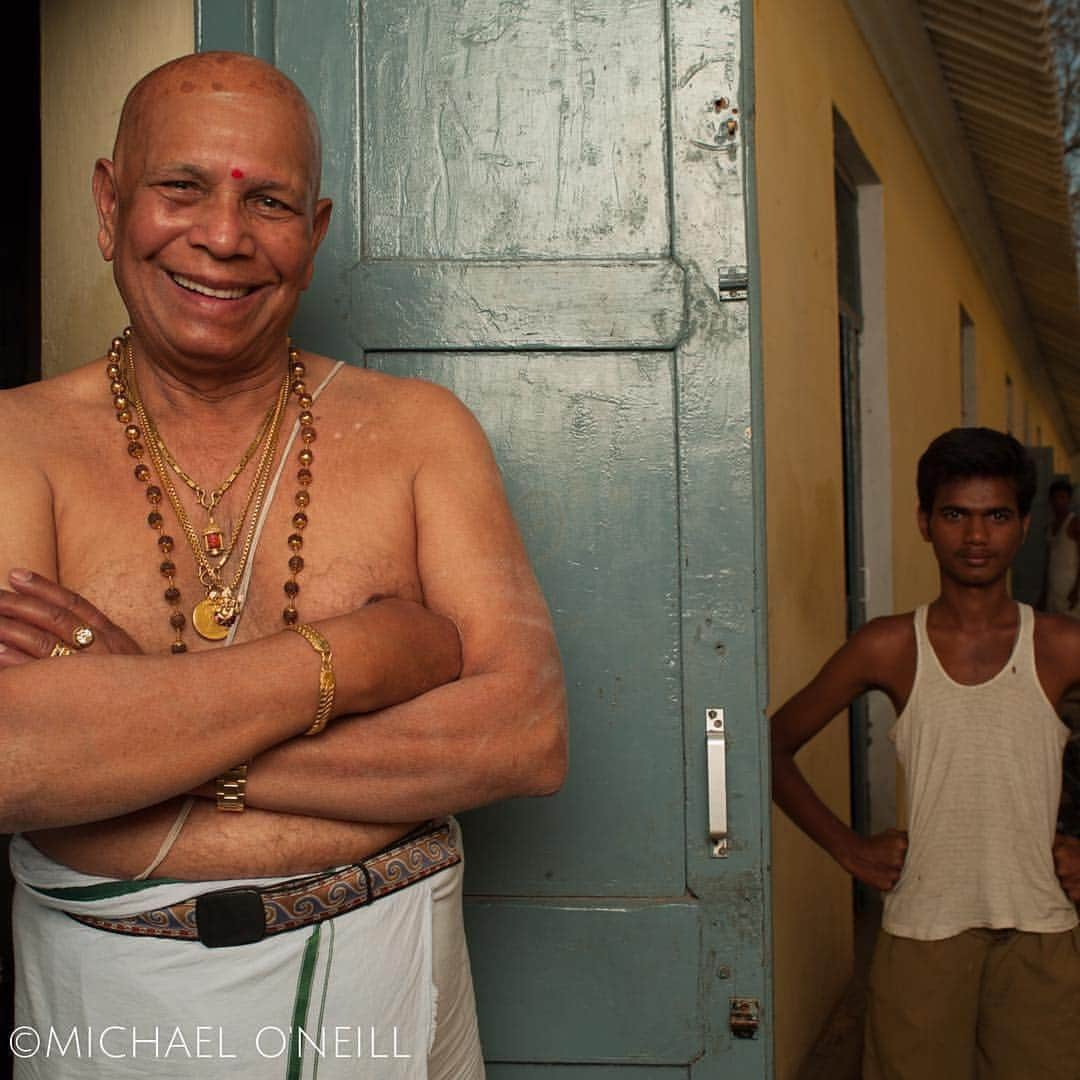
918, 475, 1029, 589
94, 54, 332, 375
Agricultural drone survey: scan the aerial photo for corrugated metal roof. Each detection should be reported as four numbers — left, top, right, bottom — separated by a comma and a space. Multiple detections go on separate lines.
918, 0, 1080, 440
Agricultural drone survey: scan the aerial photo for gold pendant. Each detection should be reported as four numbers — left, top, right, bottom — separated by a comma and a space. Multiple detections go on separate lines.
213, 588, 241, 626
192, 588, 241, 642
193, 598, 230, 641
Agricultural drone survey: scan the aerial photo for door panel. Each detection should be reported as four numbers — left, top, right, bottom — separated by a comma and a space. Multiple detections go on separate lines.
371, 350, 684, 896
350, 261, 685, 350
199, 1, 769, 1074
466, 901, 701, 1061
363, 1, 669, 260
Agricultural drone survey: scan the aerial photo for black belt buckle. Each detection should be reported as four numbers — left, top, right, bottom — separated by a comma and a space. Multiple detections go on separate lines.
195, 887, 267, 948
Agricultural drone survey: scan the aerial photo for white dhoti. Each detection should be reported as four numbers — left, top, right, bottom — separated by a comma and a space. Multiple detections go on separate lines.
10, 823, 484, 1079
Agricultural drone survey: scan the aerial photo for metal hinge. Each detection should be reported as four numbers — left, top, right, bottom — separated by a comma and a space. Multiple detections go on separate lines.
729, 997, 760, 1039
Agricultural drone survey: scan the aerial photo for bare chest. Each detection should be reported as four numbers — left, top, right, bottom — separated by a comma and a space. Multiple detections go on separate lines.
48, 413, 422, 653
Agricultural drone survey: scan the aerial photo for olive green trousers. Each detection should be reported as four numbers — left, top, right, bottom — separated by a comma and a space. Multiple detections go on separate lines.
864, 926, 1080, 1080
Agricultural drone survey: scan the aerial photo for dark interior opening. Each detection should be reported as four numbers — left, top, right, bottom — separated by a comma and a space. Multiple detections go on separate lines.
2, 6, 41, 1075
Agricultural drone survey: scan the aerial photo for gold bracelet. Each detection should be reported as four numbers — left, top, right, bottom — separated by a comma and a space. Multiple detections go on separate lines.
286, 623, 336, 736
215, 764, 249, 812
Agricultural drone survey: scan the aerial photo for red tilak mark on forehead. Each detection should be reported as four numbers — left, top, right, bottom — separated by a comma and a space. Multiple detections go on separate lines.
231, 168, 245, 179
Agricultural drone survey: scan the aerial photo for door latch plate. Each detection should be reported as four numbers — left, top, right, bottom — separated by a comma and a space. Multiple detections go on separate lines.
718, 266, 749, 302
706, 708, 729, 857
730, 997, 760, 1038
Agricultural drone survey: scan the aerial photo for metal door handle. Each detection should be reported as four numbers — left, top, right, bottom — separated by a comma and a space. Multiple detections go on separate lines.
707, 708, 729, 857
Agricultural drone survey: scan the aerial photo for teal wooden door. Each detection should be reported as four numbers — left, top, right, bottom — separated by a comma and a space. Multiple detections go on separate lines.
199, 3, 770, 1075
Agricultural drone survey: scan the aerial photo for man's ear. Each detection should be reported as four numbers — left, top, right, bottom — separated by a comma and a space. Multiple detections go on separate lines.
1020, 513, 1032, 542
917, 503, 931, 542
300, 198, 333, 290
92, 159, 119, 262
313, 197, 333, 251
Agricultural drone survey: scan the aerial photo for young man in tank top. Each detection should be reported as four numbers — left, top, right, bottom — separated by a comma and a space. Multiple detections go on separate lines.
772, 427, 1080, 1080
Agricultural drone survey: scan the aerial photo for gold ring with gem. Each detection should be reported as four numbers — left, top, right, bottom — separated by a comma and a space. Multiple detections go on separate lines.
71, 625, 95, 649
50, 642, 75, 658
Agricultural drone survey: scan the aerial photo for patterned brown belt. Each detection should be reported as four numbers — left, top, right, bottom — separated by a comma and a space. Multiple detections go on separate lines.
67, 819, 460, 949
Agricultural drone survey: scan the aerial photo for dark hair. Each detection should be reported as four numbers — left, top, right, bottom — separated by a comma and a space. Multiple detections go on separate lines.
1050, 479, 1073, 498
916, 427, 1036, 516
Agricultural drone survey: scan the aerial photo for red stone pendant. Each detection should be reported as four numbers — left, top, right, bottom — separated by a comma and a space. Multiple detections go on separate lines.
203, 519, 225, 557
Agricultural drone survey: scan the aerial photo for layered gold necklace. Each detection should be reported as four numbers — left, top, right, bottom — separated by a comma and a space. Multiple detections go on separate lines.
106, 327, 317, 648
156, 392, 280, 563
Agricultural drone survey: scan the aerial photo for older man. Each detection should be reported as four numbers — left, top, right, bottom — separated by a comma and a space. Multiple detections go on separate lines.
0, 52, 566, 1078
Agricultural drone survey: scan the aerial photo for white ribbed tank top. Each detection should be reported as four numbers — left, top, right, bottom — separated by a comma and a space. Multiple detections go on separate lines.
882, 603, 1077, 941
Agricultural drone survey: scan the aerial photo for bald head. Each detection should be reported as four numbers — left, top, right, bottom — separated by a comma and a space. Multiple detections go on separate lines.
113, 52, 323, 201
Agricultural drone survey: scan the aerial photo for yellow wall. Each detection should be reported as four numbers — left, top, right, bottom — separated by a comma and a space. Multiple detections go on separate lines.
756, 1, 1073, 1076
41, 0, 194, 378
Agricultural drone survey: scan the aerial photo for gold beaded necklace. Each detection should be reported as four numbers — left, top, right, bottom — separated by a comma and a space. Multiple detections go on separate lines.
106, 327, 318, 649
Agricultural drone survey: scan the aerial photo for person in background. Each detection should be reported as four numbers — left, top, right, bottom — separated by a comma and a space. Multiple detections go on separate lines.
772, 427, 1080, 1080
1043, 478, 1080, 617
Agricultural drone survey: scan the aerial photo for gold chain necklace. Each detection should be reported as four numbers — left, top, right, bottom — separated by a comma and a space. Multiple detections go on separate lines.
134, 368, 287, 573
159, 401, 276, 509
127, 348, 290, 639
148, 396, 279, 562
123, 344, 288, 581
105, 327, 318, 649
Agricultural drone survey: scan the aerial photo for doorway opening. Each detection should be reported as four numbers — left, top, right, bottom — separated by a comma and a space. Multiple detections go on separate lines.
1, 4, 40, 390
792, 108, 895, 1080
960, 307, 976, 426
1, 8, 40, 1076
835, 163, 869, 844
834, 112, 893, 869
